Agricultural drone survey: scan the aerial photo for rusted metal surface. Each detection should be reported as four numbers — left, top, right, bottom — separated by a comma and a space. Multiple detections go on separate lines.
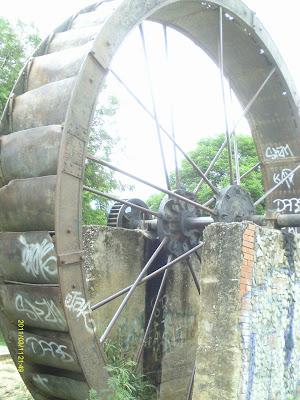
29, 372, 90, 400
12, 77, 75, 132
0, 232, 58, 284
28, 44, 90, 91
48, 27, 98, 53
0, 126, 61, 185
9, 330, 81, 372
0, 284, 68, 331
0, 176, 56, 232
0, 0, 299, 399
0, 310, 51, 400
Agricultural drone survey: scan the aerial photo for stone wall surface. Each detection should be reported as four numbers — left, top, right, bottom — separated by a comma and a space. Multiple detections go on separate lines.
192, 222, 300, 400
159, 255, 201, 399
83, 226, 146, 357
81, 223, 300, 400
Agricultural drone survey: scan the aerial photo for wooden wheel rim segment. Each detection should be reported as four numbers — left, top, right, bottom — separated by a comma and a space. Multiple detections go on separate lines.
0, 0, 299, 399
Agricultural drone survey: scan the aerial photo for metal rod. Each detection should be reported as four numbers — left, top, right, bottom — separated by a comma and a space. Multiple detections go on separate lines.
86, 155, 217, 215
194, 67, 276, 195
229, 82, 241, 185
139, 24, 171, 190
187, 363, 196, 400
163, 25, 180, 189
99, 238, 167, 344
135, 257, 171, 366
202, 162, 261, 207
219, 7, 234, 184
187, 258, 201, 295
239, 162, 260, 181
110, 69, 219, 195
92, 242, 204, 311
254, 164, 300, 206
83, 185, 160, 218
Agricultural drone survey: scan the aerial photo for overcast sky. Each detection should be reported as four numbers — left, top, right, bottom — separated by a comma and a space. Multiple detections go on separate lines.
1, 0, 300, 198
1, 0, 300, 90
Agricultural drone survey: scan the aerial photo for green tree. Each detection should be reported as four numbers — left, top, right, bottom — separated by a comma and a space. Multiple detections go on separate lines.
148, 134, 264, 213
83, 96, 124, 225
0, 17, 41, 114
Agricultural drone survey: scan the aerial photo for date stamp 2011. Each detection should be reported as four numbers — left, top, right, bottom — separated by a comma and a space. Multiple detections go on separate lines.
17, 320, 25, 373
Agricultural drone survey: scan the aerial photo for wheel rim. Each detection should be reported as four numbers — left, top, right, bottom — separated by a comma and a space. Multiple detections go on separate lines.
0, 1, 299, 399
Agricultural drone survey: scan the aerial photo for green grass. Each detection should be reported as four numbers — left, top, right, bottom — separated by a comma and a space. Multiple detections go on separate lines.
88, 340, 157, 400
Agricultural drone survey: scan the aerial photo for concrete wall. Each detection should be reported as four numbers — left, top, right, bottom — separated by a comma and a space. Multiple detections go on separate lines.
159, 255, 201, 399
83, 226, 146, 357
82, 223, 300, 400
193, 222, 300, 400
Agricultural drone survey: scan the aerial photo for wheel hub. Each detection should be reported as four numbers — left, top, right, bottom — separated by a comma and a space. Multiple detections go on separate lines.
157, 190, 203, 257
214, 185, 255, 223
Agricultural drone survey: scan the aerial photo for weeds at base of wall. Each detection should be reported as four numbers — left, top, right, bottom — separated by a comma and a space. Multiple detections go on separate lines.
87, 340, 156, 400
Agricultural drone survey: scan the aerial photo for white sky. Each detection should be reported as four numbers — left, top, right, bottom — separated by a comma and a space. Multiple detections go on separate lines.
1, 0, 300, 199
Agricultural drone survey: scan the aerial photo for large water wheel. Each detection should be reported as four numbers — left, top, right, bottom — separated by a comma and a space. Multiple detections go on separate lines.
0, 0, 300, 399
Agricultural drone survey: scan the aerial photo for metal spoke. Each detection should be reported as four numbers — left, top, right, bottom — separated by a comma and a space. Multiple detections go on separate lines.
229, 82, 241, 185
135, 255, 171, 366
83, 185, 160, 218
187, 363, 196, 400
99, 238, 168, 344
201, 162, 261, 207
239, 162, 261, 181
187, 258, 201, 295
163, 25, 180, 189
139, 23, 171, 190
254, 164, 300, 207
91, 242, 204, 311
86, 155, 217, 215
110, 70, 219, 195
219, 7, 234, 184
194, 67, 276, 195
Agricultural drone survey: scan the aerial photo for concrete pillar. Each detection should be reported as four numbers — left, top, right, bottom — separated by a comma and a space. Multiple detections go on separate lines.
192, 222, 300, 400
159, 254, 201, 399
83, 226, 146, 358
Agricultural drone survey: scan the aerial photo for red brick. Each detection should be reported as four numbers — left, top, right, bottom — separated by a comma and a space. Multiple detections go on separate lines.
247, 224, 256, 231
240, 277, 252, 286
244, 229, 255, 238
243, 239, 254, 249
242, 246, 254, 255
244, 252, 254, 261
242, 264, 253, 274
241, 270, 252, 280
244, 234, 255, 243
240, 284, 251, 298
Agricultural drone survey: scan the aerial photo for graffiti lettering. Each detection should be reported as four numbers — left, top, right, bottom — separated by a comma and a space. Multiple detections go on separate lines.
288, 227, 299, 234
26, 336, 74, 363
64, 291, 96, 334
265, 144, 294, 160
15, 294, 65, 328
273, 198, 300, 213
273, 169, 295, 190
32, 374, 49, 390
18, 235, 57, 280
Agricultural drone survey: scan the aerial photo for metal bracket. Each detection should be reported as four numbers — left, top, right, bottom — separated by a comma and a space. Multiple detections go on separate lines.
44, 32, 55, 54
57, 251, 84, 265
7, 94, 16, 133
88, 50, 108, 71
24, 58, 34, 91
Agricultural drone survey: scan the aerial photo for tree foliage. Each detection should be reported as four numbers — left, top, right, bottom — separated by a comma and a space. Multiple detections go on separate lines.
83, 96, 124, 225
148, 134, 264, 213
0, 17, 41, 114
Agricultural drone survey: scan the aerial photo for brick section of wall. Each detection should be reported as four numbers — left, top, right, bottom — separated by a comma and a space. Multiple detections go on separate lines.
240, 224, 256, 299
